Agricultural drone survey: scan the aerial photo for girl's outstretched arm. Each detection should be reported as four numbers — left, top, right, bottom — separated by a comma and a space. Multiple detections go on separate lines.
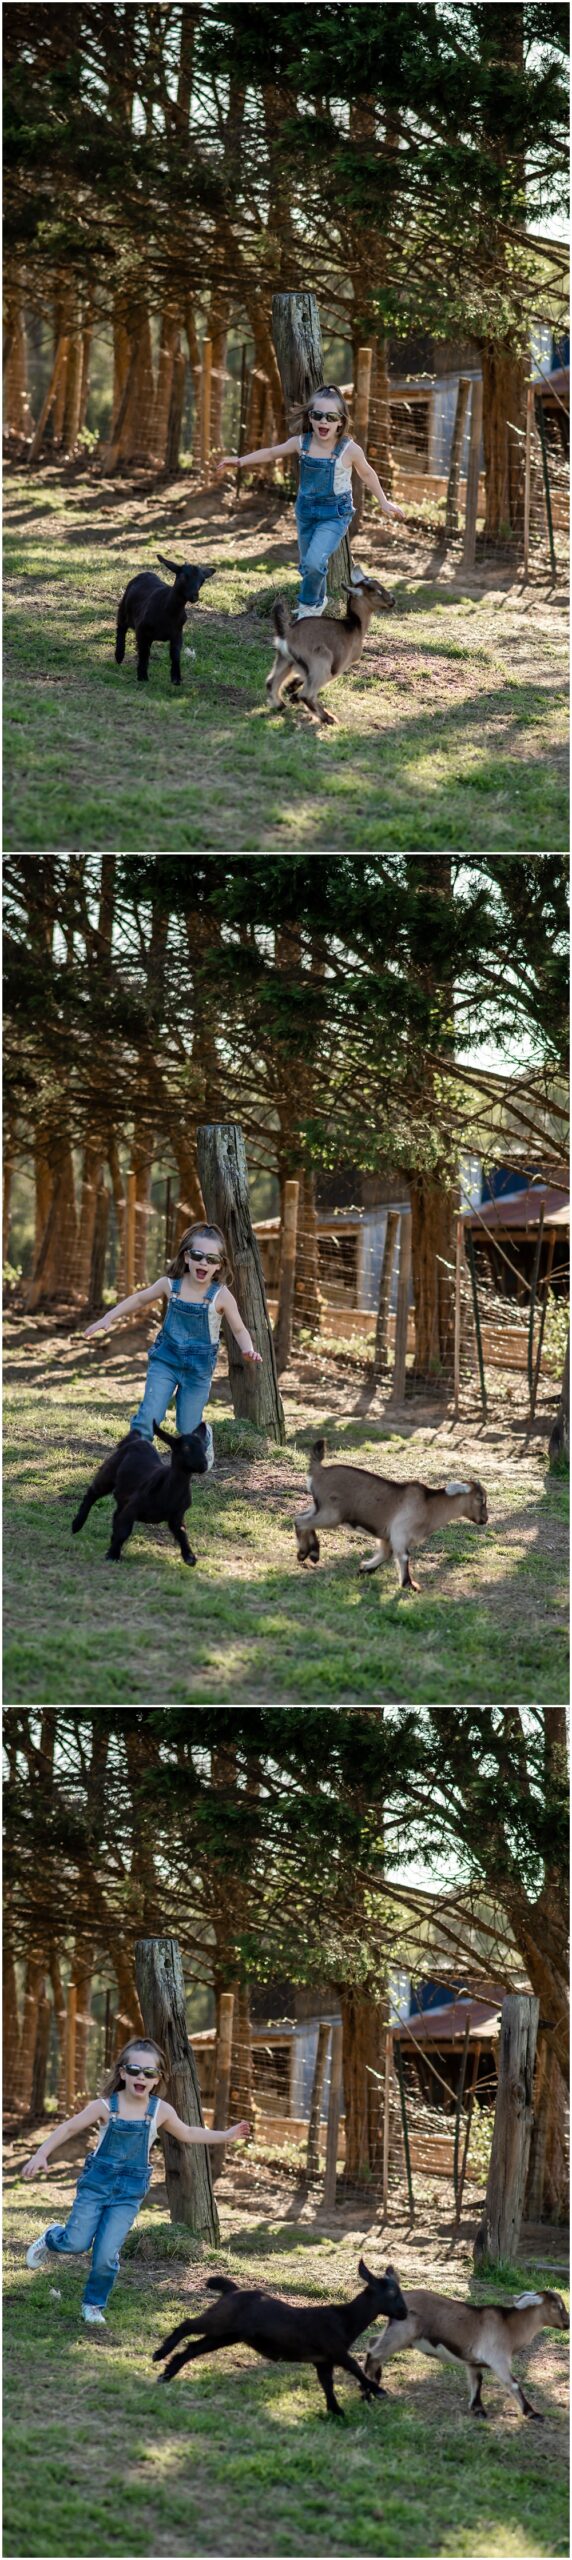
160, 2106, 251, 2146
216, 1285, 262, 1362
22, 2098, 108, 2176
346, 440, 407, 521
85, 1275, 172, 1339
216, 436, 300, 475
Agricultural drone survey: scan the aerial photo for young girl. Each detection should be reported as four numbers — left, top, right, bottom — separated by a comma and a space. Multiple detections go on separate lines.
85, 1220, 262, 1461
217, 382, 406, 617
23, 2035, 250, 2326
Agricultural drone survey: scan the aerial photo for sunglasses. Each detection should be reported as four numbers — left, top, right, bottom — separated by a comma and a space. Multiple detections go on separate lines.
309, 409, 340, 424
188, 1248, 221, 1266
124, 2064, 158, 2080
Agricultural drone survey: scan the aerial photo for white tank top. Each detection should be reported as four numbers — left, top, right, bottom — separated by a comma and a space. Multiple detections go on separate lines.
297, 435, 353, 496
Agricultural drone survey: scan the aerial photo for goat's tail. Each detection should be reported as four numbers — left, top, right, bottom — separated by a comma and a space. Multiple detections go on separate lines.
205, 2275, 239, 2295
115, 601, 128, 665
310, 1437, 326, 1467
271, 597, 309, 668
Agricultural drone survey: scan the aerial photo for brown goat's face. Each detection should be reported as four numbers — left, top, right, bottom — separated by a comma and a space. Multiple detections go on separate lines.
545, 2292, 569, 2329
470, 1481, 488, 1524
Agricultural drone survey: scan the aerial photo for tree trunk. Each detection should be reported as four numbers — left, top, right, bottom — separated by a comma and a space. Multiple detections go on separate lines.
410, 1171, 456, 1377
13, 1957, 46, 2114
50, 1953, 68, 2113
151, 313, 178, 461
372, 1210, 399, 1380
294, 1168, 321, 1332
196, 1122, 286, 1439
25, 1137, 78, 1306
135, 1936, 220, 2241
474, 1995, 539, 2266
72, 1941, 95, 2099
306, 2022, 330, 2178
549, 1329, 569, 1467
3, 1929, 20, 2108
274, 1179, 299, 1374
4, 286, 34, 437
340, 1989, 384, 2180
73, 1142, 104, 1298
272, 290, 352, 604
482, 342, 526, 541
30, 1988, 52, 2124
87, 1183, 110, 1315
164, 344, 187, 477
525, 2038, 569, 2223
445, 376, 471, 539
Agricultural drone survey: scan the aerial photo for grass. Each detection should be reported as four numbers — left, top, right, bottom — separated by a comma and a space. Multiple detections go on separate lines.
3, 1328, 569, 1704
4, 2163, 569, 2560
4, 467, 568, 850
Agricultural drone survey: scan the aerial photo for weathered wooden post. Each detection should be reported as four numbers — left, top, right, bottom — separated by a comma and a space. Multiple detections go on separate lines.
523, 382, 534, 581
65, 1982, 77, 2117
323, 2021, 344, 2208
453, 1215, 463, 1417
211, 1990, 234, 2184
196, 1122, 286, 1440
352, 345, 373, 526
306, 2022, 331, 2179
135, 1936, 220, 2242
201, 335, 212, 480
474, 1995, 539, 2267
272, 291, 352, 605
389, 1211, 412, 1404
125, 1169, 136, 1302
382, 2026, 392, 2221
445, 376, 471, 540
274, 1178, 299, 1375
372, 1210, 399, 1381
463, 376, 484, 570
87, 1183, 109, 1317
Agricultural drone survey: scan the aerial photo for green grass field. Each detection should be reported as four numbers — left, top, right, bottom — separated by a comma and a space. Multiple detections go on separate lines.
4, 469, 568, 850
3, 1322, 568, 1705
5, 2150, 569, 2560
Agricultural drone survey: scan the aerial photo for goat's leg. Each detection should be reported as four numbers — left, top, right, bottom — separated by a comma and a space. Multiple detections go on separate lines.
358, 1538, 391, 1576
169, 1519, 197, 1567
159, 2335, 219, 2385
169, 637, 182, 687
295, 1498, 342, 1565
394, 1548, 421, 1593
105, 1494, 142, 1561
364, 2317, 418, 2383
153, 2315, 205, 2363
467, 2365, 487, 2418
72, 1450, 119, 1534
485, 2347, 544, 2422
115, 603, 128, 665
340, 2351, 388, 2401
266, 650, 298, 709
136, 631, 152, 683
315, 2360, 345, 2419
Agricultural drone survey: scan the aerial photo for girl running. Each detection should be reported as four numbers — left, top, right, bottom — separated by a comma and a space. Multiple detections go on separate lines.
85, 1220, 262, 1461
23, 2035, 250, 2326
217, 382, 406, 617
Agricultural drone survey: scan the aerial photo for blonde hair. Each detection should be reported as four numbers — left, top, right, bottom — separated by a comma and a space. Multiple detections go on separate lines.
169, 1221, 232, 1286
103, 2037, 168, 2098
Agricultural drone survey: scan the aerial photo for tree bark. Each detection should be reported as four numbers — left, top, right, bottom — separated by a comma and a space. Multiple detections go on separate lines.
306, 2022, 330, 2178
340, 1989, 384, 2180
135, 1936, 220, 2241
482, 341, 526, 541
549, 1329, 569, 1467
31, 1988, 52, 2124
474, 1995, 539, 2266
196, 1122, 286, 1438
445, 376, 471, 539
372, 1210, 399, 1380
410, 1171, 456, 1377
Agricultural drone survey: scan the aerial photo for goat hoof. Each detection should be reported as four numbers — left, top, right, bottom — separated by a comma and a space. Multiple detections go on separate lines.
527, 2410, 544, 2424
182, 1553, 197, 1567
105, 1548, 121, 1563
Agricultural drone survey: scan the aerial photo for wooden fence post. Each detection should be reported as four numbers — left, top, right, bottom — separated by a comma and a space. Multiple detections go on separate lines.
352, 345, 373, 525
201, 336, 212, 480
65, 1982, 77, 2118
523, 382, 534, 581
390, 1211, 412, 1404
474, 1995, 539, 2267
235, 341, 249, 498
323, 2021, 344, 2208
125, 1169, 136, 1302
372, 1209, 399, 1381
453, 1215, 463, 1417
196, 1122, 286, 1439
463, 377, 484, 570
211, 1991, 235, 2185
135, 1936, 220, 2241
445, 375, 471, 539
306, 2022, 331, 2179
382, 2027, 392, 2221
274, 1179, 299, 1374
88, 1183, 109, 1316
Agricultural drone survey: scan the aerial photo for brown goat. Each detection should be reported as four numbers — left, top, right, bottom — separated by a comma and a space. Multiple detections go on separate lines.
266, 575, 393, 725
294, 1439, 488, 1589
364, 2283, 569, 2421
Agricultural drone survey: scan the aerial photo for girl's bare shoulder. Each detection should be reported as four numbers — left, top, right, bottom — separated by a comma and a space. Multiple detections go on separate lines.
214, 1282, 235, 1310
84, 2095, 110, 2124
154, 1272, 172, 1295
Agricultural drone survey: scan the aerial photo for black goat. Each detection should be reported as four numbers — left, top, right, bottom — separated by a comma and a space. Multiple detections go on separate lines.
71, 1420, 209, 1565
115, 554, 216, 685
153, 2258, 408, 2418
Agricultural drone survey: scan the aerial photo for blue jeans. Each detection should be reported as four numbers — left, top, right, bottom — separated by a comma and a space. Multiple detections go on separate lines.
296, 505, 354, 609
45, 2182, 145, 2308
130, 1351, 215, 1440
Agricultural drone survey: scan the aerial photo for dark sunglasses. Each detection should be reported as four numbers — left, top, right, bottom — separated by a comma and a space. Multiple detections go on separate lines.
188, 1248, 221, 1266
124, 2064, 158, 2079
309, 409, 340, 424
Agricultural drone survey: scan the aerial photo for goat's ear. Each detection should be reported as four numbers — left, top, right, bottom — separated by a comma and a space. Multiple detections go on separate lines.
358, 2256, 372, 2283
157, 554, 180, 576
311, 1437, 325, 1465
199, 565, 217, 580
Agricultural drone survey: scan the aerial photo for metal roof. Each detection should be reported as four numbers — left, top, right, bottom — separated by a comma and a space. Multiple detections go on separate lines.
462, 1185, 569, 1233
393, 1998, 500, 2045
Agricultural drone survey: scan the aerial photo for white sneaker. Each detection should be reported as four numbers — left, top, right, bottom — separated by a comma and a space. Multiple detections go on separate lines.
204, 1423, 215, 1472
26, 2231, 53, 2268
82, 2306, 107, 2326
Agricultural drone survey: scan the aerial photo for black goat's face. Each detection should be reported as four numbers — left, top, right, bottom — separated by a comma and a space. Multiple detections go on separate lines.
157, 555, 216, 600
153, 1419, 209, 1474
358, 2257, 408, 2322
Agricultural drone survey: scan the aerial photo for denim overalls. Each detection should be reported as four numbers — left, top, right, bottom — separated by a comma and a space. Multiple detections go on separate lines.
130, 1276, 221, 1439
44, 2090, 160, 2309
296, 434, 354, 612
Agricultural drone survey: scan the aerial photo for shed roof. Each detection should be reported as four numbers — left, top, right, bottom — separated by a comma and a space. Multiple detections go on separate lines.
393, 1998, 500, 2046
462, 1185, 569, 1234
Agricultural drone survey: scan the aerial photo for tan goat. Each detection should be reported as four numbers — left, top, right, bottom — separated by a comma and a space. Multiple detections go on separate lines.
294, 1439, 488, 1589
364, 2282, 569, 2421
266, 575, 393, 726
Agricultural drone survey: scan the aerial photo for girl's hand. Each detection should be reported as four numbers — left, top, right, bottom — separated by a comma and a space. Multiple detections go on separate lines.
241, 1347, 263, 1365
228, 2119, 251, 2141
216, 455, 239, 475
22, 2148, 50, 2179
386, 500, 406, 521
84, 1314, 112, 1339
